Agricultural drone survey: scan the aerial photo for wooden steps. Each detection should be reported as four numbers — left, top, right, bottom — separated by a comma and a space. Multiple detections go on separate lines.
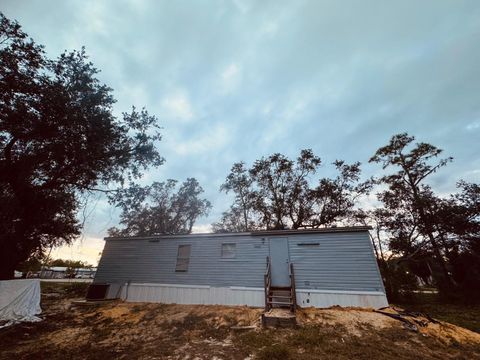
267, 288, 295, 309
263, 257, 298, 328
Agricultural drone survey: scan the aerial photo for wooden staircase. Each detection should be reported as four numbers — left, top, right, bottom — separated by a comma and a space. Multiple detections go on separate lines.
268, 287, 295, 310
263, 256, 297, 327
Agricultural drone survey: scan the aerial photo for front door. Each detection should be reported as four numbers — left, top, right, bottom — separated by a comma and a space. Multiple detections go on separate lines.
269, 237, 290, 287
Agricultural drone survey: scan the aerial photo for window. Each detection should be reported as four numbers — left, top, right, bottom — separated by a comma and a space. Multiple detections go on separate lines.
221, 243, 236, 259
175, 244, 191, 272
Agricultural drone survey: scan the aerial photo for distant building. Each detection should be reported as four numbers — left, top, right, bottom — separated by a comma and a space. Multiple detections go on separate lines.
40, 266, 69, 279
75, 268, 97, 279
40, 266, 96, 279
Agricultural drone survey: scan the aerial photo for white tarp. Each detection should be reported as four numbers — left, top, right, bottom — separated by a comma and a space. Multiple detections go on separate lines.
0, 279, 42, 328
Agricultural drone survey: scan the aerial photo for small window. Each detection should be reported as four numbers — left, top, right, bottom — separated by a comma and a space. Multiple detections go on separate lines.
221, 243, 236, 259
175, 244, 191, 272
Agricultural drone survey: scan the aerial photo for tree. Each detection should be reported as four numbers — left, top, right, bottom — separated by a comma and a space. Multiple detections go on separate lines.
16, 256, 43, 274
216, 162, 256, 232
49, 259, 92, 268
308, 160, 370, 228
369, 133, 455, 295
435, 181, 480, 301
214, 150, 368, 231
249, 150, 322, 229
212, 205, 260, 233
354, 207, 429, 301
0, 13, 163, 279
108, 178, 211, 236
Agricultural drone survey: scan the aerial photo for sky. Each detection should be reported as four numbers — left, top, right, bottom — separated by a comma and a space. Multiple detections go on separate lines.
2, 0, 480, 265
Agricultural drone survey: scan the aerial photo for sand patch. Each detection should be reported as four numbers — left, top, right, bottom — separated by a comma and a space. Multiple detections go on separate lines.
297, 307, 396, 336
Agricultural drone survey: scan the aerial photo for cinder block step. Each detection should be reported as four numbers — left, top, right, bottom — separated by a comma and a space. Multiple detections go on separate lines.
262, 308, 297, 328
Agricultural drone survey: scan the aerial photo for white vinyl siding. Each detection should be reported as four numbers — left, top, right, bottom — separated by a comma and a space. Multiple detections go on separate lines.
95, 230, 385, 293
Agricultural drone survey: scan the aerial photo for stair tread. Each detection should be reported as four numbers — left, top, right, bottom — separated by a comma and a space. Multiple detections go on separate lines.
268, 295, 292, 299
268, 301, 293, 305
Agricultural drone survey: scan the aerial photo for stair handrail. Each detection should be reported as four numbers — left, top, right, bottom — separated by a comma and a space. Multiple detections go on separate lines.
289, 262, 297, 312
264, 256, 271, 311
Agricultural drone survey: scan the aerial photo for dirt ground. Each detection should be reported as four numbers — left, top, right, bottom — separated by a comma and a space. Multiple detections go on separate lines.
1, 283, 479, 360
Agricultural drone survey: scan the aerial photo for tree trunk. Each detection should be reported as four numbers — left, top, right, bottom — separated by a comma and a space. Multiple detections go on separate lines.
0, 252, 17, 280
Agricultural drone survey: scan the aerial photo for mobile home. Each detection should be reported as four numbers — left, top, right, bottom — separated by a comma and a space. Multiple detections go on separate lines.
92, 226, 388, 309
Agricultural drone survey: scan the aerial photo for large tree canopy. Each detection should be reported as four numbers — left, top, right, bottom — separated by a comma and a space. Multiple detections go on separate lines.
369, 133, 455, 294
0, 13, 163, 279
365, 133, 480, 301
213, 150, 369, 232
108, 178, 211, 236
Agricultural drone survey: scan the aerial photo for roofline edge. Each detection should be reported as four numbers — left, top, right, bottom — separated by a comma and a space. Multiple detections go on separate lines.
104, 226, 373, 241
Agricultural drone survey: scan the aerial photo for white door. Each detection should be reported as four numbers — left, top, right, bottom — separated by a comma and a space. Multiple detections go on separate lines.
269, 237, 290, 287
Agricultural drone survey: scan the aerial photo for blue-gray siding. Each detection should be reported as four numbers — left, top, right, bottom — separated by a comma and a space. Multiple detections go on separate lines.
94, 231, 385, 292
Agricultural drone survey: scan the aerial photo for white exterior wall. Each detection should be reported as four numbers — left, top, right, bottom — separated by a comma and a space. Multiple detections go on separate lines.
112, 283, 388, 309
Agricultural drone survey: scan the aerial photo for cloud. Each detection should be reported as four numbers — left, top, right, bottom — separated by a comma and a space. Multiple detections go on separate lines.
2, 0, 480, 264
466, 121, 480, 131
220, 63, 241, 94
192, 224, 213, 233
50, 236, 104, 266
160, 91, 194, 122
172, 123, 230, 156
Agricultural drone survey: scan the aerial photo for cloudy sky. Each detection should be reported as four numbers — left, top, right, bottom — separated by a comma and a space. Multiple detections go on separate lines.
3, 0, 480, 265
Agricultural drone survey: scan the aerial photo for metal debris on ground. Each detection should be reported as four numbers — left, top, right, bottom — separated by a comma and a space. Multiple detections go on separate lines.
374, 306, 439, 332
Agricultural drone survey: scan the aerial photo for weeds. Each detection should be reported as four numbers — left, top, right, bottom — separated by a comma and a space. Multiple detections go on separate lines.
41, 281, 89, 298
2, 283, 479, 360
289, 325, 327, 347
396, 293, 480, 333
63, 282, 89, 297
237, 330, 275, 349
170, 313, 229, 339
257, 344, 291, 360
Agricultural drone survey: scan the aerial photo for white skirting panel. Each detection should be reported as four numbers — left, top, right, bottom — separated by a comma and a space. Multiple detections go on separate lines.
117, 283, 265, 306
296, 289, 389, 309
111, 283, 388, 309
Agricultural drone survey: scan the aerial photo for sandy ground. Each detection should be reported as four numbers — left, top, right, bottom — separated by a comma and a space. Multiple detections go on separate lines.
1, 287, 479, 360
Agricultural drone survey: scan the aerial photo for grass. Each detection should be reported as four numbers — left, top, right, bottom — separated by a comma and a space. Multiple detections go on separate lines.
41, 281, 90, 298
233, 322, 480, 360
170, 313, 230, 339
395, 293, 480, 334
1, 283, 479, 360
257, 344, 292, 360
237, 329, 275, 349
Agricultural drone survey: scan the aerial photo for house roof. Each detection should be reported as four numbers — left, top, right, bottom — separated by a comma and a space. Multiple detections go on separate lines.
105, 226, 372, 241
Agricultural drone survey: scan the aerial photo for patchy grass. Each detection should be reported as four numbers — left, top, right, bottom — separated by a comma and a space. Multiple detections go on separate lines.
41, 281, 90, 298
1, 283, 479, 359
234, 322, 480, 360
288, 324, 344, 347
257, 344, 292, 360
237, 329, 275, 348
395, 293, 480, 334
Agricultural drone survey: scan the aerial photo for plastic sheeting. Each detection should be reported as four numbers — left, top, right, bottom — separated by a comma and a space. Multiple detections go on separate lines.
0, 279, 42, 328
